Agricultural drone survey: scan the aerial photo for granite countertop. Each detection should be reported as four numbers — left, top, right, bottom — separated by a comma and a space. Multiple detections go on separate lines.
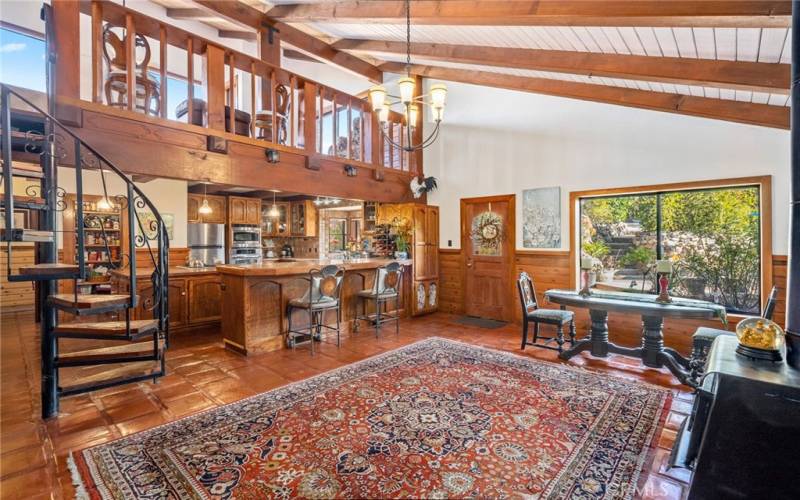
111, 266, 218, 279
216, 258, 411, 277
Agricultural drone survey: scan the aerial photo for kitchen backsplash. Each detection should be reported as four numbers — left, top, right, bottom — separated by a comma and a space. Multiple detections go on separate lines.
265, 237, 319, 258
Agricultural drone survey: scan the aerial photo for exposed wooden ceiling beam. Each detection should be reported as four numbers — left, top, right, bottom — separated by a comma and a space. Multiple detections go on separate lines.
283, 48, 319, 63
190, 1, 383, 83
268, 1, 791, 28
379, 62, 789, 129
338, 39, 790, 94
218, 30, 258, 41
166, 8, 215, 20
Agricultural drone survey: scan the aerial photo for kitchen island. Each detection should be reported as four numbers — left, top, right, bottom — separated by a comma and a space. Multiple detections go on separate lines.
216, 258, 412, 354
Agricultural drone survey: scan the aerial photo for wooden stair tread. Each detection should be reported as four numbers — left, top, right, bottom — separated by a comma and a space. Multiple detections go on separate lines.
0, 195, 46, 206
48, 293, 133, 309
59, 369, 163, 396
18, 263, 80, 275
0, 229, 54, 242
55, 319, 158, 335
62, 339, 163, 357
57, 341, 164, 367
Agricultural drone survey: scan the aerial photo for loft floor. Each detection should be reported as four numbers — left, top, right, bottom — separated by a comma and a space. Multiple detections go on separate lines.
0, 310, 692, 499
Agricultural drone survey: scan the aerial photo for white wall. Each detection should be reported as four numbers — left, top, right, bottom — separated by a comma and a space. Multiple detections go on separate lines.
424, 81, 791, 255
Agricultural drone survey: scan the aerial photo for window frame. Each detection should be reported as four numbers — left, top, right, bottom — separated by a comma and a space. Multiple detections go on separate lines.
569, 176, 772, 316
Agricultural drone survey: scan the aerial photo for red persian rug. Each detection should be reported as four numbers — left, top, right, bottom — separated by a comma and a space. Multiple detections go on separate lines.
71, 338, 670, 499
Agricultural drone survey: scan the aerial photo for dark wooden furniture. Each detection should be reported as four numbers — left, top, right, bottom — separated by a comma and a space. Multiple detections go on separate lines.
354, 261, 404, 337
175, 99, 252, 136
670, 335, 800, 499
517, 272, 575, 352
112, 268, 221, 332
286, 264, 345, 353
102, 25, 160, 115
689, 285, 780, 382
187, 193, 226, 224
545, 289, 726, 386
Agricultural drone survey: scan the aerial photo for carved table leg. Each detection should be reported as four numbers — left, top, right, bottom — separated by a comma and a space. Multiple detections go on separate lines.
559, 308, 608, 360
641, 315, 665, 368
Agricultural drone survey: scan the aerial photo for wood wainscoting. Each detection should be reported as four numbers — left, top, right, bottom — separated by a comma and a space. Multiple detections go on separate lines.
439, 248, 789, 356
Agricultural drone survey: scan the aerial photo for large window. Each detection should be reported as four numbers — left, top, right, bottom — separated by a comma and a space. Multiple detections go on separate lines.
579, 183, 763, 314
0, 27, 46, 92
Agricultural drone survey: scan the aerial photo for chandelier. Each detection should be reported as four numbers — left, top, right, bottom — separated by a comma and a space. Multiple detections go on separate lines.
368, 0, 447, 153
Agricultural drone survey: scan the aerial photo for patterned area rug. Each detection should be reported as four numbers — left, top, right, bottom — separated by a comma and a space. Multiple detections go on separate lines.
72, 338, 670, 499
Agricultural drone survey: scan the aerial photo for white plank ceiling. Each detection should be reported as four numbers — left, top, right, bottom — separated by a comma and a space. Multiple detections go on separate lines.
297, 22, 791, 107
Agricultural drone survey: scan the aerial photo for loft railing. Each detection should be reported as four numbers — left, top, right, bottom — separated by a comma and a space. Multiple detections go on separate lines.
68, 0, 415, 174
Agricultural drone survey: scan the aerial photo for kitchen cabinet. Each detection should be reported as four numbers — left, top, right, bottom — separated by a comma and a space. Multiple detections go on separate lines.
290, 201, 317, 237
262, 202, 290, 236
228, 196, 261, 225
115, 272, 220, 331
187, 275, 222, 324
188, 194, 226, 224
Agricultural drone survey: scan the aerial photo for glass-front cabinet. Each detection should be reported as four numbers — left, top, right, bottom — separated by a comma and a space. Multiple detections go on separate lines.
290, 200, 317, 237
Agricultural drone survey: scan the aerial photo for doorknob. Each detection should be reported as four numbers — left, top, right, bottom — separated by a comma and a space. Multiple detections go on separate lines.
466, 261, 473, 268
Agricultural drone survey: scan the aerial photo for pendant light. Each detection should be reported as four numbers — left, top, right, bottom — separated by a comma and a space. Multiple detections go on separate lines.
268, 190, 280, 217
367, 0, 447, 152
198, 181, 212, 215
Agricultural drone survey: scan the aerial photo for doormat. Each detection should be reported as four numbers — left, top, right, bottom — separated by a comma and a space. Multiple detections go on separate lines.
454, 315, 508, 329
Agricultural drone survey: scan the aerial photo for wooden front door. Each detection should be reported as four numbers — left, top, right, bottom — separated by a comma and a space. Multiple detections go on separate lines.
461, 195, 515, 321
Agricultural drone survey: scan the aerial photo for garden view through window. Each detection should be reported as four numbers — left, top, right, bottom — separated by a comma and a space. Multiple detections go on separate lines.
579, 185, 761, 314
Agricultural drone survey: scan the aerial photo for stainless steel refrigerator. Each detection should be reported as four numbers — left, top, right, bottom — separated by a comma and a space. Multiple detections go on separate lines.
187, 223, 226, 266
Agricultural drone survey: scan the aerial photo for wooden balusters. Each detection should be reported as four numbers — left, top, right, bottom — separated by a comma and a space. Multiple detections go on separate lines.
90, 1, 103, 104
187, 37, 194, 122
270, 70, 277, 143
228, 52, 235, 133
303, 82, 317, 156
250, 62, 256, 139
124, 14, 135, 112
159, 25, 167, 119
206, 45, 225, 131
290, 76, 297, 147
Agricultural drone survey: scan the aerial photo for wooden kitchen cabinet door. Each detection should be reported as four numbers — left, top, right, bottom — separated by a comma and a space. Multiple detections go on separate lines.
187, 195, 200, 223
413, 205, 427, 244
425, 206, 439, 247
228, 197, 247, 224
167, 279, 188, 330
204, 196, 227, 224
188, 276, 222, 324
246, 199, 261, 225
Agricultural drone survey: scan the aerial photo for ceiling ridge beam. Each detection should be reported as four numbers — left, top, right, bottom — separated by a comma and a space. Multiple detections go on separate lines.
378, 62, 789, 129
190, 1, 383, 83
338, 39, 789, 94
267, 1, 791, 28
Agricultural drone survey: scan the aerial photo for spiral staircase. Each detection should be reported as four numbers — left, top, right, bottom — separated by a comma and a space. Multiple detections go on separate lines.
1, 5, 168, 418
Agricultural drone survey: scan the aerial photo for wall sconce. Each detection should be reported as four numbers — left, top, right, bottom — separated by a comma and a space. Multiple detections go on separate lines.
265, 148, 280, 164
344, 164, 358, 177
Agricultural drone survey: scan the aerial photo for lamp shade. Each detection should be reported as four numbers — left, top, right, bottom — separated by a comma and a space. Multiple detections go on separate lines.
268, 204, 280, 217
407, 104, 419, 127
430, 83, 447, 108
398, 77, 416, 104
369, 85, 387, 110
198, 198, 213, 215
378, 105, 390, 124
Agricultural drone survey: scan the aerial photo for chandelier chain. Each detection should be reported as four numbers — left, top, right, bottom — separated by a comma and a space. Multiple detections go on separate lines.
405, 0, 411, 75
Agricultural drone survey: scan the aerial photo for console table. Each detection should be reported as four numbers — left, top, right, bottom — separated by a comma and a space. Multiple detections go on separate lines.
544, 290, 726, 386
670, 336, 800, 499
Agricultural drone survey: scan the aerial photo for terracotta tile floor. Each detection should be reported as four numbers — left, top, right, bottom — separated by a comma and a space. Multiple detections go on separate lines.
0, 310, 693, 499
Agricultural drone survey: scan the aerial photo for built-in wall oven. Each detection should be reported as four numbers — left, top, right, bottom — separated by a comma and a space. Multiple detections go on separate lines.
230, 224, 262, 264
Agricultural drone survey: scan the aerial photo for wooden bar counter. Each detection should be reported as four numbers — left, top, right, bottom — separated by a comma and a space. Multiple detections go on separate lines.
216, 258, 412, 354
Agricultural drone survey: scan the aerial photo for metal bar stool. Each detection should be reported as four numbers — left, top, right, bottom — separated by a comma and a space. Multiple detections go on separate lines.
517, 271, 576, 352
353, 262, 404, 337
286, 265, 344, 354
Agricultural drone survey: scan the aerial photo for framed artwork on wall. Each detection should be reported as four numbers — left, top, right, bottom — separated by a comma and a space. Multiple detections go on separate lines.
522, 187, 561, 249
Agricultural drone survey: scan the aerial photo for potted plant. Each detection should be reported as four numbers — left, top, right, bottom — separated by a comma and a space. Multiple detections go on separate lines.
394, 234, 409, 259
620, 246, 656, 292
582, 240, 610, 281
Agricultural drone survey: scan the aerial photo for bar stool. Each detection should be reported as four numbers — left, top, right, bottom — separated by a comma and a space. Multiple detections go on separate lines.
354, 262, 404, 337
286, 265, 344, 354
517, 272, 576, 353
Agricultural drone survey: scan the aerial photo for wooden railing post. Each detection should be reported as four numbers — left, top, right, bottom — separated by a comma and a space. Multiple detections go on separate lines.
159, 25, 167, 119
228, 52, 236, 130
52, 0, 80, 105
187, 37, 194, 120
205, 44, 226, 131
90, 1, 103, 104
303, 82, 317, 161
250, 62, 256, 138
124, 14, 135, 112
